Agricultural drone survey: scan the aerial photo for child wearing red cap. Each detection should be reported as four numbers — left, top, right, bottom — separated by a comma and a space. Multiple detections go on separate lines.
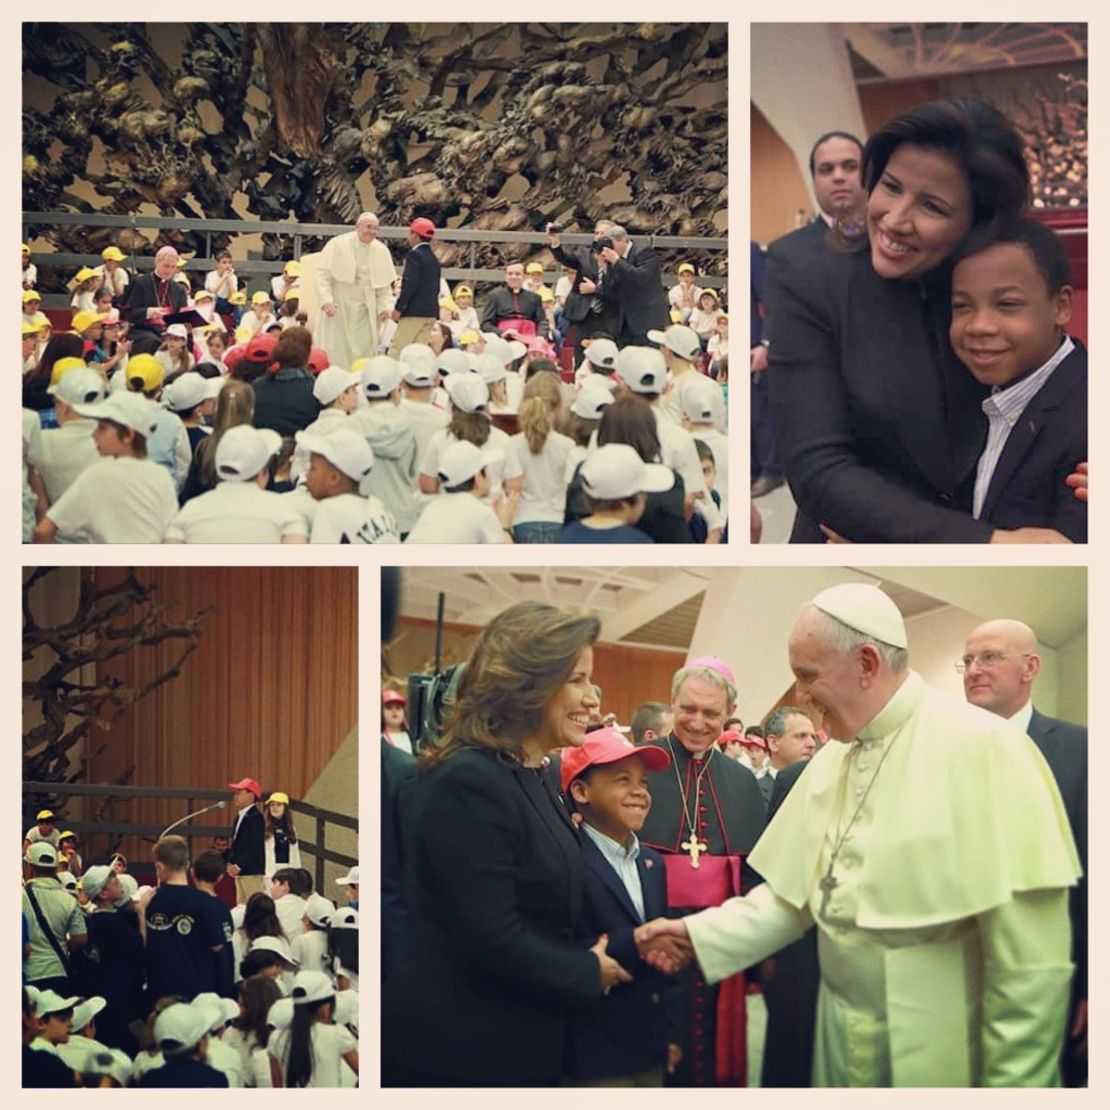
560, 729, 683, 1085
227, 778, 266, 902
381, 689, 412, 753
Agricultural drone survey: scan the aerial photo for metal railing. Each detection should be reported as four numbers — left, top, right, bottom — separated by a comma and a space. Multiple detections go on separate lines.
22, 210, 728, 305
22, 779, 356, 891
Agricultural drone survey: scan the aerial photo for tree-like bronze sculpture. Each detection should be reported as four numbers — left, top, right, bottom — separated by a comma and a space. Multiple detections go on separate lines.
23, 23, 727, 279
22, 567, 211, 843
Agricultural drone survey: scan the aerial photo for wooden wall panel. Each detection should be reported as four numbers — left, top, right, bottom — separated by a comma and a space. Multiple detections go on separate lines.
87, 567, 357, 862
388, 617, 684, 731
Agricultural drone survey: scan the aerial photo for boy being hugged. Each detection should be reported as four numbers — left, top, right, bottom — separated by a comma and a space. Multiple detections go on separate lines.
561, 729, 684, 1086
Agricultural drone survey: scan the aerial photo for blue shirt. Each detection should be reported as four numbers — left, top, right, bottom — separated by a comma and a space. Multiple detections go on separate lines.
581, 823, 645, 922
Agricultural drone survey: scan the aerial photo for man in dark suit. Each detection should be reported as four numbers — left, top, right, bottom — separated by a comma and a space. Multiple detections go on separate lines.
962, 618, 1087, 1086
753, 132, 864, 499
759, 706, 817, 808
547, 218, 617, 355
599, 225, 669, 347
561, 730, 683, 1085
226, 777, 265, 902
479, 262, 548, 338
388, 216, 440, 355
121, 245, 188, 355
382, 738, 416, 981
756, 757, 820, 1086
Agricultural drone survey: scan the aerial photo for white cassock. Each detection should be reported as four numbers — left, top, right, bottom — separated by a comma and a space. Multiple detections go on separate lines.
314, 232, 397, 367
684, 671, 1080, 1087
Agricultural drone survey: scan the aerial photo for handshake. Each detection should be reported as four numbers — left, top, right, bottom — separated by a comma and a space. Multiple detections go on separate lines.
590, 919, 696, 989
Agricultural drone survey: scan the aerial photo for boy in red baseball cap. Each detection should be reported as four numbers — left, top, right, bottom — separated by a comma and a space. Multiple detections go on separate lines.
381, 688, 413, 753
226, 777, 265, 902
560, 729, 684, 1085
388, 216, 441, 355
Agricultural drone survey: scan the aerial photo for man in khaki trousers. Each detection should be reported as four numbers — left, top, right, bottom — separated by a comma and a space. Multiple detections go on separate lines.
227, 777, 267, 902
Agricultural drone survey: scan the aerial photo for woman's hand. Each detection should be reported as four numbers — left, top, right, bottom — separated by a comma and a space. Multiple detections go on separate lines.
590, 934, 632, 990
1066, 462, 1088, 502
989, 527, 1072, 544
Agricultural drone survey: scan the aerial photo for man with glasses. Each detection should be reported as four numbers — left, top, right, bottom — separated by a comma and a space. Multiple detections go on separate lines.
961, 619, 1088, 1087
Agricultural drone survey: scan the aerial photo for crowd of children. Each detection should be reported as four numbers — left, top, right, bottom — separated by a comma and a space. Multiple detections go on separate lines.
22, 243, 729, 544
22, 801, 360, 1088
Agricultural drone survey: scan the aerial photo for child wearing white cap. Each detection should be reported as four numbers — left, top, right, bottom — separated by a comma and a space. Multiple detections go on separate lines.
682, 375, 729, 525
417, 372, 522, 505
649, 323, 725, 433
291, 894, 337, 975
405, 440, 517, 543
163, 372, 224, 457
33, 392, 179, 543
54, 996, 113, 1071
347, 355, 421, 534
614, 346, 724, 542
398, 344, 450, 464
38, 366, 106, 506
136, 1001, 229, 1086
288, 366, 359, 484
164, 425, 308, 542
298, 428, 399, 543
155, 323, 196, 377
267, 970, 358, 1087
556, 443, 672, 543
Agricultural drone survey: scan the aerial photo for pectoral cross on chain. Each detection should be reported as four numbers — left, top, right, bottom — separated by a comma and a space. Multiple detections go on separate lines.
681, 835, 709, 868
819, 864, 839, 918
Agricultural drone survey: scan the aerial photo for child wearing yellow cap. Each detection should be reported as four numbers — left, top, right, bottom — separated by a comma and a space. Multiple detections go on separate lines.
451, 285, 480, 334
668, 262, 704, 324
22, 242, 37, 289
69, 267, 104, 314
263, 792, 302, 877
100, 245, 131, 300
239, 290, 276, 337
270, 260, 301, 307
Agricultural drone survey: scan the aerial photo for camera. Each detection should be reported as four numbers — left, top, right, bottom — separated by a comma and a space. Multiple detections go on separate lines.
592, 236, 614, 253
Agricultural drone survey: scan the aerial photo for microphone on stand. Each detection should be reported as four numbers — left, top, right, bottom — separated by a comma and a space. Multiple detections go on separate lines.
160, 799, 226, 840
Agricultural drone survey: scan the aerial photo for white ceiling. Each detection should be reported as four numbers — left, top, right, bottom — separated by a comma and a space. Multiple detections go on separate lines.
841, 23, 1087, 82
398, 565, 1085, 654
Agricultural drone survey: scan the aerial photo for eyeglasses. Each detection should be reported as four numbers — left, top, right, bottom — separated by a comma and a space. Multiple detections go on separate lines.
954, 650, 1031, 673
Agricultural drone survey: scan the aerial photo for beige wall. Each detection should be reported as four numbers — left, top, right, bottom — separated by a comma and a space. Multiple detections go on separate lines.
1055, 629, 1088, 726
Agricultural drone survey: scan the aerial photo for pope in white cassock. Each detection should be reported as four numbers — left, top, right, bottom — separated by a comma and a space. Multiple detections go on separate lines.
640, 583, 1080, 1087
315, 211, 398, 366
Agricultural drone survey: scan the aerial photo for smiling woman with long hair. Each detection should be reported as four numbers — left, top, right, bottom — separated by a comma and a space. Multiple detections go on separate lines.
766, 97, 1084, 543
382, 601, 631, 1086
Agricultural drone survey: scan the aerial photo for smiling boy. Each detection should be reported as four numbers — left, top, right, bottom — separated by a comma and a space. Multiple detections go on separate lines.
561, 729, 682, 1086
950, 219, 1087, 542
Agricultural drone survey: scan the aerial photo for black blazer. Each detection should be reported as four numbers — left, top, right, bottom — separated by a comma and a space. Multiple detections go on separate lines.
765, 239, 993, 542
229, 806, 264, 875
394, 242, 441, 317
383, 747, 600, 1085
564, 834, 680, 1081
978, 342, 1087, 542
480, 286, 549, 337
759, 757, 819, 1088
381, 739, 416, 979
603, 241, 670, 339
1027, 708, 1087, 999
551, 242, 600, 325
121, 273, 188, 341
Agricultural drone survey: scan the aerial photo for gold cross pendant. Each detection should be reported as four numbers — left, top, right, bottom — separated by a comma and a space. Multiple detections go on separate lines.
681, 835, 709, 868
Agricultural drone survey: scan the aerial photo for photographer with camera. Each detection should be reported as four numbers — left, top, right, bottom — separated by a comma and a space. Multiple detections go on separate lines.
595, 225, 671, 347
547, 220, 620, 358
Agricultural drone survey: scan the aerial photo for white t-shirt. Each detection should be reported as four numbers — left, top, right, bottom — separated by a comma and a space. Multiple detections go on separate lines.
669, 283, 706, 311
399, 398, 450, 477
419, 427, 520, 497
505, 430, 575, 524
275, 893, 308, 940
290, 928, 331, 975
238, 309, 276, 337
269, 1022, 357, 1088
554, 275, 572, 304
663, 371, 727, 434
164, 482, 308, 543
290, 408, 350, 483
205, 270, 239, 298
23, 409, 43, 542
653, 409, 724, 532
39, 419, 100, 504
48, 456, 179, 543
310, 492, 399, 544
155, 350, 195, 377
405, 493, 511, 544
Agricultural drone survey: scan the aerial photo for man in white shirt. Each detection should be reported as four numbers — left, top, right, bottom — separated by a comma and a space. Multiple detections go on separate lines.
639, 584, 1079, 1087
316, 211, 398, 366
